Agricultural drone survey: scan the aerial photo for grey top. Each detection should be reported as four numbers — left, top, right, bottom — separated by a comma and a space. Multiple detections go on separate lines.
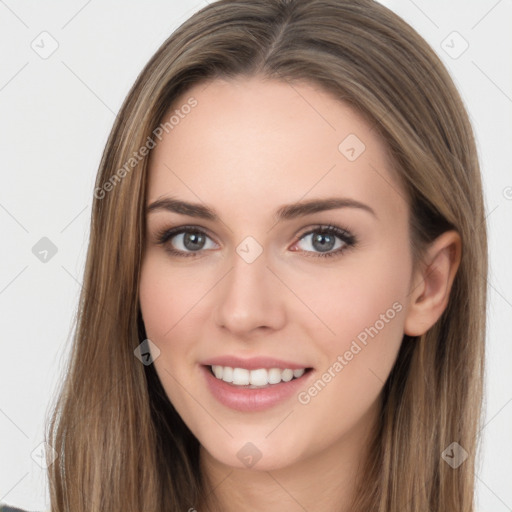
0, 505, 40, 512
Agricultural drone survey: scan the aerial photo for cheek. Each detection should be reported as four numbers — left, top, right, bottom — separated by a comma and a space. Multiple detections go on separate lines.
292, 245, 410, 347
139, 254, 206, 341
293, 275, 407, 453
139, 265, 175, 340
138, 256, 201, 406
138, 253, 216, 404
293, 242, 410, 403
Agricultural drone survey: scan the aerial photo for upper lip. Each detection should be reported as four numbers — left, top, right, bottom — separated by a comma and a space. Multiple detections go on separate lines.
201, 355, 312, 371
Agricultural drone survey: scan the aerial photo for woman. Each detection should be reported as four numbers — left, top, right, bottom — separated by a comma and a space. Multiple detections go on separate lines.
2, 0, 488, 510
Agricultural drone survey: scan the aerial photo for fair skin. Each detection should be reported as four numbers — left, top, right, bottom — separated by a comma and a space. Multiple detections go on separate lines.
139, 76, 461, 512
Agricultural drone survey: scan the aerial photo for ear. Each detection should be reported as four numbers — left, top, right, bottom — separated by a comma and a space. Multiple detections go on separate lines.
404, 230, 462, 337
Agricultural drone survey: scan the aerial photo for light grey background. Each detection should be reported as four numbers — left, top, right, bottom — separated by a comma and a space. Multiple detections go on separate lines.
0, 1, 510, 510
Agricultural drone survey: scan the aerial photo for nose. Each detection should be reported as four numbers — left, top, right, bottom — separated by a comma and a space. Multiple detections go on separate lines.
213, 245, 287, 337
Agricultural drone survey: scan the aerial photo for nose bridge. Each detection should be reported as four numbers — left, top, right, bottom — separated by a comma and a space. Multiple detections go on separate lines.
214, 238, 286, 334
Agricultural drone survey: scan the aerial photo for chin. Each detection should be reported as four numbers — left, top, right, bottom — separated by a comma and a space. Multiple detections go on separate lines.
201, 434, 307, 472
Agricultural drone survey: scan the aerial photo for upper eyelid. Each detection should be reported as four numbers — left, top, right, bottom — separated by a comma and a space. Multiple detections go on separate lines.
156, 225, 218, 244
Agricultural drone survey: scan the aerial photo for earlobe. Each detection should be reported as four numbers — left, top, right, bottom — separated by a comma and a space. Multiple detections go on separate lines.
404, 230, 462, 337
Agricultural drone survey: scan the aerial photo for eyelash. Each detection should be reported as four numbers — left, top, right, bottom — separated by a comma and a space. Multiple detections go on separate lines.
154, 223, 357, 259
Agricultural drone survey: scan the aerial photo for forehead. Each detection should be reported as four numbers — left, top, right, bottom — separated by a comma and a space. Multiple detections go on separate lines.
146, 76, 408, 224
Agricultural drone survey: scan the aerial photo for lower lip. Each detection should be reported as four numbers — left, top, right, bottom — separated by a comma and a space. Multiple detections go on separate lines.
201, 365, 314, 412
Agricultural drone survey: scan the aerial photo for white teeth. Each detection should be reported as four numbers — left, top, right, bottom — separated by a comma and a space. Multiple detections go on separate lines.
281, 369, 294, 382
222, 366, 233, 382
210, 365, 307, 387
249, 368, 268, 386
212, 365, 223, 379
268, 368, 282, 384
232, 367, 250, 385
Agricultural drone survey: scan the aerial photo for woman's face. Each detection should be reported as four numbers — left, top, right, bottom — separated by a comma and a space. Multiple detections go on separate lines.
139, 76, 415, 471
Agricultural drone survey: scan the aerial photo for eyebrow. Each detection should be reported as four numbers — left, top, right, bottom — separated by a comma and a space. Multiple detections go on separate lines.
146, 196, 377, 221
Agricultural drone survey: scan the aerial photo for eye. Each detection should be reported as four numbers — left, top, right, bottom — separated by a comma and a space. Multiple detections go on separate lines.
291, 224, 357, 258
154, 223, 357, 259
155, 226, 217, 258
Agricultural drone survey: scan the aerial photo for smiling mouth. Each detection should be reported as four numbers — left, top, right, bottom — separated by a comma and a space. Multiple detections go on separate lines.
207, 364, 314, 388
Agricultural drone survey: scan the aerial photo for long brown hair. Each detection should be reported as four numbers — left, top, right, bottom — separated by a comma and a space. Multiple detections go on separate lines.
45, 0, 488, 510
